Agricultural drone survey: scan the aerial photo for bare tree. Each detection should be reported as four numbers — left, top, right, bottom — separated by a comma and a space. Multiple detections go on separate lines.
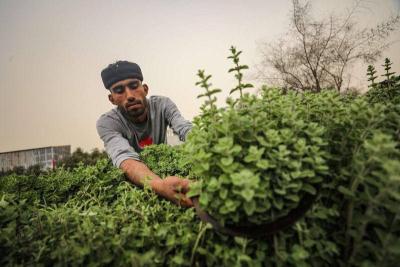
259, 0, 400, 92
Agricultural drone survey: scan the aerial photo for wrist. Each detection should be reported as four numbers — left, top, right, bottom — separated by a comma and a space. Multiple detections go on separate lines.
149, 177, 164, 194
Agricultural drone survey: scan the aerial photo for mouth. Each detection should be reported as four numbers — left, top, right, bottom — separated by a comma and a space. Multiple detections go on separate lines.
126, 101, 142, 110
128, 104, 142, 109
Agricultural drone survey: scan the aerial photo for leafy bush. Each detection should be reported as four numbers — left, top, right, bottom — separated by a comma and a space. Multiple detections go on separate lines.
140, 144, 191, 178
365, 58, 400, 105
1, 50, 399, 267
186, 89, 329, 225
57, 147, 108, 169
184, 48, 400, 265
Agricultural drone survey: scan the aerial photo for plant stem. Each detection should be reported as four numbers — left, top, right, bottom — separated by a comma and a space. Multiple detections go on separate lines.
190, 222, 208, 266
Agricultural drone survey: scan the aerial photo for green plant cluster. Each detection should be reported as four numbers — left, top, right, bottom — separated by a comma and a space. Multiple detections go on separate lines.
1, 119, 400, 266
0, 149, 272, 267
1, 51, 400, 266
0, 159, 199, 266
140, 144, 191, 178
184, 49, 400, 265
186, 90, 329, 225
58, 148, 108, 170
366, 58, 400, 105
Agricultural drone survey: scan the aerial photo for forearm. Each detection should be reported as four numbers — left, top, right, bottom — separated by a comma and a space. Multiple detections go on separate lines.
119, 159, 162, 191
119, 158, 193, 207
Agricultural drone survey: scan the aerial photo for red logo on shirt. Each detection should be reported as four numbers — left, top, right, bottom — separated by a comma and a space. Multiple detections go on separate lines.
139, 136, 153, 148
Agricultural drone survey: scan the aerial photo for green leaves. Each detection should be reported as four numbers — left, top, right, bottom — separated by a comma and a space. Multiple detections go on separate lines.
194, 70, 222, 129
213, 137, 234, 153
186, 48, 400, 267
187, 82, 332, 226
244, 146, 265, 163
4, 50, 399, 266
365, 58, 400, 104
290, 245, 309, 261
302, 184, 317, 195
243, 201, 256, 216
220, 157, 234, 166
227, 46, 254, 97
338, 185, 355, 198
240, 188, 255, 202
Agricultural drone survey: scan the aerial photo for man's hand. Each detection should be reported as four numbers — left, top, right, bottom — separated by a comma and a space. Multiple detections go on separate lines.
151, 176, 193, 207
120, 159, 193, 208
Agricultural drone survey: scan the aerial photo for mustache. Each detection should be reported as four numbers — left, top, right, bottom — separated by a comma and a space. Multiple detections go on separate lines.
126, 100, 143, 107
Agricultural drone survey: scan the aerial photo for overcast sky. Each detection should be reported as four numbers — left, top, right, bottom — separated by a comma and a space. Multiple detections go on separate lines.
0, 0, 399, 153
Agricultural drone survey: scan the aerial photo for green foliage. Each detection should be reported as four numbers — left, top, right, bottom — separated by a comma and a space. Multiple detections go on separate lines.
195, 70, 221, 111
186, 89, 329, 226
0, 159, 200, 266
345, 132, 400, 266
193, 70, 222, 129
0, 148, 108, 178
0, 152, 273, 267
367, 65, 378, 88
140, 144, 191, 178
0, 164, 45, 178
382, 58, 396, 82
1, 49, 400, 267
227, 46, 254, 97
184, 47, 400, 266
58, 148, 108, 170
365, 58, 400, 105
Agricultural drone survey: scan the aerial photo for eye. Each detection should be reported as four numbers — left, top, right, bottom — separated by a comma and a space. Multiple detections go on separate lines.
127, 81, 139, 90
112, 86, 125, 94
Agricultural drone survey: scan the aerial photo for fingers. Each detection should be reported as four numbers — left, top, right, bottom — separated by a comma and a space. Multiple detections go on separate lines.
168, 177, 190, 194
162, 176, 193, 208
174, 193, 194, 208
177, 179, 191, 194
177, 179, 192, 207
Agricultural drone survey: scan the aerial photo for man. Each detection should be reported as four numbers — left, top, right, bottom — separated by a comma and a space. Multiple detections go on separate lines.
96, 61, 193, 207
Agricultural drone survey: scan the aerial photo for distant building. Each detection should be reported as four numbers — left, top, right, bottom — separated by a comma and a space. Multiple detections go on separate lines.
0, 145, 71, 172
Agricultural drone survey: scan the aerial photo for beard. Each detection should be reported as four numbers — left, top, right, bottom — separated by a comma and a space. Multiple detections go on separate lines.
124, 98, 148, 118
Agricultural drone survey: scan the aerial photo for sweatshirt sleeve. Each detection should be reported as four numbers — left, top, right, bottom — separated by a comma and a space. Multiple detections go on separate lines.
164, 97, 193, 141
96, 115, 141, 167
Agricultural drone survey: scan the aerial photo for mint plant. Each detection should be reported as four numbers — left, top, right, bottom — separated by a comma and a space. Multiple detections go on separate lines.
227, 46, 254, 98
366, 58, 400, 105
186, 48, 329, 226
1, 50, 400, 267
367, 65, 378, 88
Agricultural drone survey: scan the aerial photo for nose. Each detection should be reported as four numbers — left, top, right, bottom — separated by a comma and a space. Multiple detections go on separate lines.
125, 86, 136, 101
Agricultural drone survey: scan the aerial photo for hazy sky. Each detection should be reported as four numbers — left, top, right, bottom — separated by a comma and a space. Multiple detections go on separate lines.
1, 0, 399, 153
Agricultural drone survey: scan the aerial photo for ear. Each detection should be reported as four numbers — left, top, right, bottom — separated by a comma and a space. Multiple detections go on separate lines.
108, 94, 116, 105
143, 84, 149, 96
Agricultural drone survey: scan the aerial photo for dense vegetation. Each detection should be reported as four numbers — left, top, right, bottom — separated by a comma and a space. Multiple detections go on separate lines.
1, 52, 399, 266
0, 148, 108, 178
57, 148, 108, 170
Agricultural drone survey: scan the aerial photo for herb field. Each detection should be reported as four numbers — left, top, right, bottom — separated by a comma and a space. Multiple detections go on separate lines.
1, 54, 400, 266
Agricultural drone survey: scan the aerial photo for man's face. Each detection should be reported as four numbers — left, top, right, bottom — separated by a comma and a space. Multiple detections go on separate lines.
108, 78, 149, 121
